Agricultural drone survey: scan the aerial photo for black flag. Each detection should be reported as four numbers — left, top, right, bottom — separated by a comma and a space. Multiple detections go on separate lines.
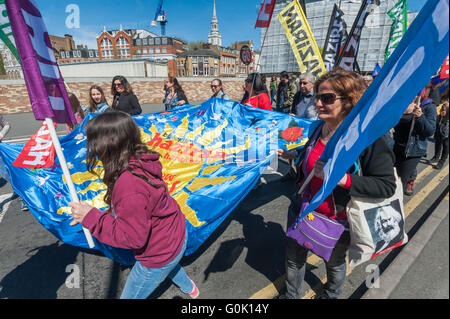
335, 0, 380, 71
322, 4, 348, 71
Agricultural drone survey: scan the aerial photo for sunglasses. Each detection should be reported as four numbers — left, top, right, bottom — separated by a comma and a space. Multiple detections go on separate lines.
314, 93, 342, 105
211, 85, 220, 89
114, 82, 123, 87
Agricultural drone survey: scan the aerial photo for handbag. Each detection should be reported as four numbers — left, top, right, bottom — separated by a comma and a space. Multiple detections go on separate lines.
286, 123, 345, 262
346, 168, 408, 267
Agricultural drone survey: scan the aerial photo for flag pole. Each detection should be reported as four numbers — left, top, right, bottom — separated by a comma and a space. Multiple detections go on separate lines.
44, 117, 95, 248
250, 17, 271, 100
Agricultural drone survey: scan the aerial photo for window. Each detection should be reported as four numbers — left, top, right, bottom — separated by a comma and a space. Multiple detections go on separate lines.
161, 37, 168, 45
148, 38, 154, 45
136, 39, 142, 46
155, 48, 160, 53
204, 67, 209, 76
117, 37, 129, 47
214, 58, 218, 65
61, 51, 65, 58
193, 66, 198, 76
89, 51, 93, 58
148, 48, 153, 54
162, 48, 167, 53
143, 48, 148, 54
155, 38, 161, 45
101, 38, 113, 48
192, 57, 197, 63
204, 57, 209, 64
143, 38, 148, 45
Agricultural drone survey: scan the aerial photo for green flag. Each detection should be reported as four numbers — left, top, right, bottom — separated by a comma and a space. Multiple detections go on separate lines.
384, 0, 407, 62
0, 0, 20, 63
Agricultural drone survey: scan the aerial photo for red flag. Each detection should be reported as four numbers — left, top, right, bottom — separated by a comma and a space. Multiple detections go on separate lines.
440, 55, 449, 79
255, 0, 276, 28
13, 121, 56, 169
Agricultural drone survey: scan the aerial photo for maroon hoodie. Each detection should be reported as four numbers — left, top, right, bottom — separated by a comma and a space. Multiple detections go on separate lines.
82, 153, 186, 268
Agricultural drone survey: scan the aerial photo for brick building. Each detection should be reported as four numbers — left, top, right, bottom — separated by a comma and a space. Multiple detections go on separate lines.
97, 26, 186, 77
59, 46, 99, 64
176, 49, 220, 77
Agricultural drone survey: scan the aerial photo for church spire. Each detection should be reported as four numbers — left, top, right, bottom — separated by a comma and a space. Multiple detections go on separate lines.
208, 0, 222, 46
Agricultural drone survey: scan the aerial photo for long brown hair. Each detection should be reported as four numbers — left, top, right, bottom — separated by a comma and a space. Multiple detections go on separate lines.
314, 68, 367, 116
88, 85, 107, 112
68, 93, 85, 119
111, 75, 134, 96
168, 76, 185, 94
85, 111, 164, 206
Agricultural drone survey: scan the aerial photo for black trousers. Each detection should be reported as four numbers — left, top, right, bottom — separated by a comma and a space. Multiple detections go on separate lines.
434, 135, 449, 163
393, 144, 421, 190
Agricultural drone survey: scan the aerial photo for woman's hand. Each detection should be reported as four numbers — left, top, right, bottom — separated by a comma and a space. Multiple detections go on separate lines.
277, 148, 297, 160
412, 105, 423, 118
69, 201, 94, 226
313, 160, 348, 186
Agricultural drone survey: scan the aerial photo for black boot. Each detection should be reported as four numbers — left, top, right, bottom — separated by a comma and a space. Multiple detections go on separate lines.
434, 161, 445, 170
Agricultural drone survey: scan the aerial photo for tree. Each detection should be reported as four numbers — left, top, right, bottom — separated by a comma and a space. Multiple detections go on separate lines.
0, 54, 6, 75
188, 40, 206, 51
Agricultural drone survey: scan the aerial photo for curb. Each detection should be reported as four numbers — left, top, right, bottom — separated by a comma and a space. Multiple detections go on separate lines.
362, 195, 449, 299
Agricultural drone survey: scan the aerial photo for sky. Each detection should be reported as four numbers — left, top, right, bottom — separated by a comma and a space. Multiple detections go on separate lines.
37, 0, 428, 50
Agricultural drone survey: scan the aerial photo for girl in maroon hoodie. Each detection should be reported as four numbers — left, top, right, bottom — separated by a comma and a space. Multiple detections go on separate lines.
69, 111, 199, 299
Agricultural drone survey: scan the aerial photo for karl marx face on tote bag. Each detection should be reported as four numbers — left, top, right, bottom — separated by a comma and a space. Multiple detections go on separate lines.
364, 199, 404, 253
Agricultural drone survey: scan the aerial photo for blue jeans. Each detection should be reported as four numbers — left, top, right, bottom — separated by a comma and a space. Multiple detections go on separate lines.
285, 193, 350, 299
120, 232, 193, 299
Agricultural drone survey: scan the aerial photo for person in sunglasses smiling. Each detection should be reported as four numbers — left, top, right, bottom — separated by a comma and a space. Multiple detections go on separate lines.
277, 68, 396, 299
210, 79, 229, 100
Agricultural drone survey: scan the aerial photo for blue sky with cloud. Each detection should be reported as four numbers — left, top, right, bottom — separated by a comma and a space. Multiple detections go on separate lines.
37, 0, 427, 50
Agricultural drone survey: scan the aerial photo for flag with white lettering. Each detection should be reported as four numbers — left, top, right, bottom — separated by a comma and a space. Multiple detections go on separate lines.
255, 0, 276, 28
303, 0, 449, 218
322, 4, 348, 71
335, 0, 380, 71
0, 0, 19, 63
384, 0, 407, 62
278, 0, 326, 78
5, 0, 75, 124
12, 121, 55, 168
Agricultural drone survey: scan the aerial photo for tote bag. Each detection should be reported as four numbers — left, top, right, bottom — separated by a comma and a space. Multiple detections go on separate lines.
346, 169, 408, 267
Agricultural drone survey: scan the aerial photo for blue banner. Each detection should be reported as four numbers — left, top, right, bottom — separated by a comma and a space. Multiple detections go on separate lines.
303, 0, 449, 217
0, 98, 319, 264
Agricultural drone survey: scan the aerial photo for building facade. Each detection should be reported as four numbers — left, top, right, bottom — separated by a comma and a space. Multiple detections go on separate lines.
260, 0, 418, 74
97, 26, 186, 77
59, 46, 99, 64
176, 49, 221, 77
0, 41, 22, 79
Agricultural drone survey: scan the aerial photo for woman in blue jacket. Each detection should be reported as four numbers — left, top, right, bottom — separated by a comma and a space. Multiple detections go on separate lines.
393, 82, 437, 195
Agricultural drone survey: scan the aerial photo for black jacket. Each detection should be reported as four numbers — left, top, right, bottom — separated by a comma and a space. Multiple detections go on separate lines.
295, 125, 396, 213
112, 93, 142, 116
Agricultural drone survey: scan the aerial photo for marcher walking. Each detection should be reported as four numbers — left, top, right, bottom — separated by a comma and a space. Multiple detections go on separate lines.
430, 100, 449, 169
69, 111, 199, 299
292, 73, 318, 119
277, 69, 396, 299
0, 114, 29, 211
393, 82, 437, 195
164, 77, 189, 110
86, 85, 109, 114
242, 73, 271, 111
111, 76, 142, 116
210, 79, 229, 100
66, 93, 86, 133
276, 71, 297, 113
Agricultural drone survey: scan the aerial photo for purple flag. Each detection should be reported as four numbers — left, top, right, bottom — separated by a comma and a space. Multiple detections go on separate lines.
5, 0, 76, 124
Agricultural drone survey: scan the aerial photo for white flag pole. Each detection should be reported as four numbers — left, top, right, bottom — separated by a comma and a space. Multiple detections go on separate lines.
44, 117, 95, 248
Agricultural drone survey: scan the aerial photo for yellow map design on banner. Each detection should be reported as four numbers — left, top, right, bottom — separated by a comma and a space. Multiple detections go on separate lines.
278, 0, 326, 78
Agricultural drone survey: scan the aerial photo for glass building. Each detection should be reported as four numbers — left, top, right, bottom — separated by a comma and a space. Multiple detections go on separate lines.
260, 0, 418, 74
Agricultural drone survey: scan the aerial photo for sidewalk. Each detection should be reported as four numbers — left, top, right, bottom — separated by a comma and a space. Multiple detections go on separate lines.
362, 193, 449, 299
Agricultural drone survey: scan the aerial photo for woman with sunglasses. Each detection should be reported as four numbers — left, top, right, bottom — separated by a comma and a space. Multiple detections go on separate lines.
210, 79, 229, 100
242, 73, 271, 111
111, 75, 142, 116
277, 69, 396, 299
164, 77, 189, 110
